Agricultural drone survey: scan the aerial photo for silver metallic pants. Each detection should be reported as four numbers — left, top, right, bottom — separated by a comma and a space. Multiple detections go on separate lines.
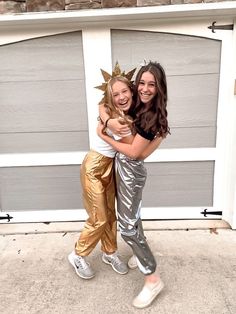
115, 153, 157, 275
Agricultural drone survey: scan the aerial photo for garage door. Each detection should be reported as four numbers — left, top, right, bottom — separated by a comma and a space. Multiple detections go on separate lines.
0, 26, 226, 223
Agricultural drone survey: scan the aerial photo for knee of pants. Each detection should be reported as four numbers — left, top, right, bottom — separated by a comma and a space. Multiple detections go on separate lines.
94, 219, 109, 230
121, 232, 136, 246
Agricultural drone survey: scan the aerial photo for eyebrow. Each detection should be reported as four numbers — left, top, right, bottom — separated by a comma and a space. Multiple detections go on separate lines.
112, 88, 128, 94
139, 80, 156, 84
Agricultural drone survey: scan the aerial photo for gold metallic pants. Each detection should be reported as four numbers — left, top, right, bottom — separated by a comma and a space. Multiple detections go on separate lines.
75, 150, 117, 256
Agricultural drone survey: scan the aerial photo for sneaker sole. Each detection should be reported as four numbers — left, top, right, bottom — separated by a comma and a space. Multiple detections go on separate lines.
102, 256, 128, 275
68, 254, 95, 280
132, 280, 164, 309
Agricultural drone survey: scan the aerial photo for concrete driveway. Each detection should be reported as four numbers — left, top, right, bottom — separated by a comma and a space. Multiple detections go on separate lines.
0, 223, 236, 314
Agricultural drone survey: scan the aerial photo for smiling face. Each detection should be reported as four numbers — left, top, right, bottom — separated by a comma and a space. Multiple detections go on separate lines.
137, 71, 157, 105
111, 80, 133, 113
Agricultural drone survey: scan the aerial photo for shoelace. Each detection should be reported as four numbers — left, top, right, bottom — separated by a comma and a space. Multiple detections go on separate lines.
110, 254, 122, 266
75, 256, 89, 270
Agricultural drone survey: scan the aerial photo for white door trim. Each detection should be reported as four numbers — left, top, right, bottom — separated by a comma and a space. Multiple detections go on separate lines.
0, 206, 218, 224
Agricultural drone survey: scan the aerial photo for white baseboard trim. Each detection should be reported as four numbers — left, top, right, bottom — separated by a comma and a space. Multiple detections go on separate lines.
0, 219, 230, 235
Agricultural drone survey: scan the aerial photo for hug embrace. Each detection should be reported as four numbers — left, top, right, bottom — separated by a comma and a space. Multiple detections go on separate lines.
68, 61, 170, 309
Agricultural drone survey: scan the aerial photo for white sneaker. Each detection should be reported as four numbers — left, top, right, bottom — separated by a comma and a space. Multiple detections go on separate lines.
128, 255, 138, 269
132, 280, 164, 309
68, 251, 95, 280
102, 252, 128, 275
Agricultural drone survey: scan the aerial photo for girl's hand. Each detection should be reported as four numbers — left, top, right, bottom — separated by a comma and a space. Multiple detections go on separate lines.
107, 118, 130, 136
99, 103, 130, 135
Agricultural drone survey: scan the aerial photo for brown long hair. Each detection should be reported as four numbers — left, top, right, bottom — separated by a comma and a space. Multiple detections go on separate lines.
132, 62, 170, 138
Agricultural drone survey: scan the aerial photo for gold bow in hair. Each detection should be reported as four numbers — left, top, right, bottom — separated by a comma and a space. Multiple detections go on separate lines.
95, 61, 136, 103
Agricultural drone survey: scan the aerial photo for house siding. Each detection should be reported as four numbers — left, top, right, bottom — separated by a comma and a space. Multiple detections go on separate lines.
0, 0, 233, 14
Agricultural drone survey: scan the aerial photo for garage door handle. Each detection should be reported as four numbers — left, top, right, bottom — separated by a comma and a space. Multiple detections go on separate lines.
0, 214, 13, 222
201, 209, 222, 217
208, 21, 234, 33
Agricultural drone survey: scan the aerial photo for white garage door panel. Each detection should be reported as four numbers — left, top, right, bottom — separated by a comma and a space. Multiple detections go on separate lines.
0, 166, 83, 211
0, 31, 85, 82
0, 132, 89, 153
143, 161, 214, 207
111, 30, 221, 75
112, 29, 220, 150
0, 80, 87, 132
0, 31, 89, 154
162, 127, 216, 149
168, 74, 219, 127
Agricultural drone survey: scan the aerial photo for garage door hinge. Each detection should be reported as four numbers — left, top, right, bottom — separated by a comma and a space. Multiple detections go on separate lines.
0, 214, 13, 222
201, 209, 222, 217
208, 21, 234, 33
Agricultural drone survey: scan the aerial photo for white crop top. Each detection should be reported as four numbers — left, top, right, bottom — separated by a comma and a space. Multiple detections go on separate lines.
91, 128, 131, 158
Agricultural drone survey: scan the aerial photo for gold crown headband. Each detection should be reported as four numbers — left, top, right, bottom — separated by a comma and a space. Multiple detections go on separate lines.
95, 62, 136, 104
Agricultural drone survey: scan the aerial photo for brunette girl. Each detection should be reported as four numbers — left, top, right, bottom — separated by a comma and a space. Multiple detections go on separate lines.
98, 61, 170, 308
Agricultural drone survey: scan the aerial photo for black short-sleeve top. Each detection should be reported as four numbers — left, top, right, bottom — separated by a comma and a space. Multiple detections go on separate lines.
134, 122, 156, 141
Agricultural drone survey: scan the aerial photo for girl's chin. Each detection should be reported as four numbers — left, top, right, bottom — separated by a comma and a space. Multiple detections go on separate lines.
140, 99, 151, 104
117, 105, 130, 111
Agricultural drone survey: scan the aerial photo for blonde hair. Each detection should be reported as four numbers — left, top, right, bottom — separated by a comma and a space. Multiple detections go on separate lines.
101, 76, 134, 133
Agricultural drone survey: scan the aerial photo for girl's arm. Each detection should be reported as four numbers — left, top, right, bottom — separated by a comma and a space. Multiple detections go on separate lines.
97, 122, 150, 159
99, 103, 130, 135
138, 136, 163, 160
97, 122, 163, 160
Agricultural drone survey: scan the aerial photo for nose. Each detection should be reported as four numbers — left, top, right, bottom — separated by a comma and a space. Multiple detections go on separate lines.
142, 83, 148, 91
119, 92, 125, 100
